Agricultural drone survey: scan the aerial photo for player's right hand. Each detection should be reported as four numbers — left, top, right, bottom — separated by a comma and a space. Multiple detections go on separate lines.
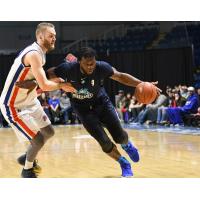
61, 82, 77, 93
151, 81, 162, 94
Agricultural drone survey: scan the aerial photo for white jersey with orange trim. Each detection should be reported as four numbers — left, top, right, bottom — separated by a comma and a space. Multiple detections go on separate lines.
0, 42, 46, 109
0, 42, 51, 141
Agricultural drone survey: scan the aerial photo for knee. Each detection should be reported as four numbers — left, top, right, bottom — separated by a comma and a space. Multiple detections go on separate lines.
47, 126, 55, 138
114, 130, 128, 144
41, 125, 55, 139
101, 141, 114, 153
32, 132, 45, 148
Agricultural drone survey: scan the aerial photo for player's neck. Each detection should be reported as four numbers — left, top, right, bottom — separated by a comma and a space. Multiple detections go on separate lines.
35, 41, 47, 54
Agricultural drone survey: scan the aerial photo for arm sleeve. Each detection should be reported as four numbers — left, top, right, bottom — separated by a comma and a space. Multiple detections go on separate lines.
53, 62, 69, 80
99, 61, 114, 79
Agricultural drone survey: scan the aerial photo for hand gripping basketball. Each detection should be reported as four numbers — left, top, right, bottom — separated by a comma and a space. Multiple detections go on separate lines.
134, 82, 159, 104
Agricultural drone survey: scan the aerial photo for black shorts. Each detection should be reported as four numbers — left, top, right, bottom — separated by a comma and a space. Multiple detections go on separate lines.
72, 100, 128, 149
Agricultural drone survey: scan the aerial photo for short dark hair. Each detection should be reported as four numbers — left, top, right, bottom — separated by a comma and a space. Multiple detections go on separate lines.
77, 47, 96, 61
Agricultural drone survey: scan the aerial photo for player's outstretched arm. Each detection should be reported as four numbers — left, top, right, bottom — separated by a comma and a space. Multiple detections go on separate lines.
16, 52, 76, 93
110, 67, 142, 87
46, 67, 77, 93
27, 52, 64, 91
110, 67, 162, 92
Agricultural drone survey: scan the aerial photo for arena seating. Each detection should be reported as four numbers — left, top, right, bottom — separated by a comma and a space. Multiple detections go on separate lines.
87, 24, 159, 53
157, 23, 200, 66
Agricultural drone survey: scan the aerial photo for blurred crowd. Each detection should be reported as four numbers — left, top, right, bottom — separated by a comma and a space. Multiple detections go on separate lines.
115, 85, 200, 127
1, 84, 200, 128
0, 89, 81, 128
38, 90, 81, 125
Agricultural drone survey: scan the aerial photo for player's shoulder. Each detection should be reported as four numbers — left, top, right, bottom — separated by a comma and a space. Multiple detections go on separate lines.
96, 61, 112, 68
19, 43, 43, 60
24, 42, 43, 55
59, 61, 79, 70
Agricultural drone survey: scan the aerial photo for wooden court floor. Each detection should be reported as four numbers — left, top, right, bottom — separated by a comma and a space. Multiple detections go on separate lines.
0, 125, 200, 178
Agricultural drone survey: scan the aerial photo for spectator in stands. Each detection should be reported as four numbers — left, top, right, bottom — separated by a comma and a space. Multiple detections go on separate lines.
38, 92, 51, 121
49, 89, 62, 99
165, 85, 171, 94
196, 88, 200, 100
166, 86, 199, 126
184, 107, 200, 127
128, 95, 144, 122
121, 93, 132, 123
115, 90, 125, 121
157, 91, 183, 125
48, 95, 60, 123
179, 85, 188, 100
60, 92, 72, 124
136, 93, 167, 124
174, 92, 186, 107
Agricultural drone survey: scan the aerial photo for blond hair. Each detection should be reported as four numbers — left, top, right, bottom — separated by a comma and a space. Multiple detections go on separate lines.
35, 22, 55, 37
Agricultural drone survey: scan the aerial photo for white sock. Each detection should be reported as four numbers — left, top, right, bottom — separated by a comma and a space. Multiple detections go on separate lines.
24, 160, 34, 170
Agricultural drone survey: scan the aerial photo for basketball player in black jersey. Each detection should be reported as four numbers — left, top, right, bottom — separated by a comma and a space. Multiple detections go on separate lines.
47, 47, 157, 177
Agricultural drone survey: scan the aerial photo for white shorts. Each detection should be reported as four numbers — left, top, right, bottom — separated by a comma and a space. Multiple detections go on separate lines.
0, 102, 51, 142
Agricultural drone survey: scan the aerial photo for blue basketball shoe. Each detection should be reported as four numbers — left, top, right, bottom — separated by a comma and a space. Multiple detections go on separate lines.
121, 141, 140, 162
118, 156, 133, 177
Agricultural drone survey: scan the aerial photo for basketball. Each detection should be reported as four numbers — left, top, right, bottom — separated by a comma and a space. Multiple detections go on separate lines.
134, 82, 157, 104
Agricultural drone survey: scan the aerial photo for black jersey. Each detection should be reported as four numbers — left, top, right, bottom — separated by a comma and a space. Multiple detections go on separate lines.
54, 61, 114, 107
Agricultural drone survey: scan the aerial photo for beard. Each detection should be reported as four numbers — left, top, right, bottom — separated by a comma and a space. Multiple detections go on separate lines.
43, 39, 55, 52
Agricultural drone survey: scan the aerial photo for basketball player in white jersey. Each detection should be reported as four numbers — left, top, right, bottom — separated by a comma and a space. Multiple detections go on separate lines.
0, 22, 76, 178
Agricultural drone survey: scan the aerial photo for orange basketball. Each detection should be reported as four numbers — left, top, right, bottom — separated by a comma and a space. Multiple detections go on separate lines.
134, 82, 157, 104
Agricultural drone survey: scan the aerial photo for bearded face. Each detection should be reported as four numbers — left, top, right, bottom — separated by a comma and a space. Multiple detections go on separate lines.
40, 27, 56, 52
43, 37, 55, 52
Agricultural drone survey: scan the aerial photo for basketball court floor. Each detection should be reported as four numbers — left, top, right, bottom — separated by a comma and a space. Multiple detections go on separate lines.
0, 124, 199, 178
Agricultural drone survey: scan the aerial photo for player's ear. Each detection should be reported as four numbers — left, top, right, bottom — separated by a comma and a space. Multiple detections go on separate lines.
38, 32, 44, 40
40, 34, 44, 40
